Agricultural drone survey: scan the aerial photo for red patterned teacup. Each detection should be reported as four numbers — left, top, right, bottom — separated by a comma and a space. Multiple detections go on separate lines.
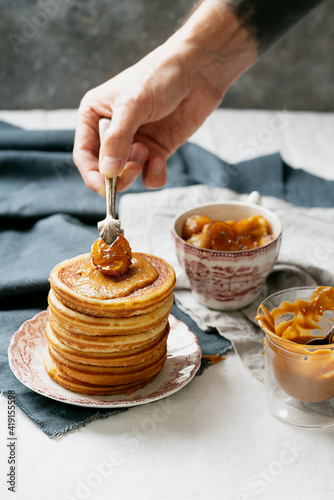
172, 201, 282, 311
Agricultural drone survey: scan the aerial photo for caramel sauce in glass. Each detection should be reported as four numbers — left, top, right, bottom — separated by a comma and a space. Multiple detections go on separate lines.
256, 286, 334, 402
256, 286, 334, 344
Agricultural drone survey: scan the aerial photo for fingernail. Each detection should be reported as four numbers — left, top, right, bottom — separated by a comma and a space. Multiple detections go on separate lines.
100, 156, 123, 177
129, 146, 147, 165
150, 157, 164, 175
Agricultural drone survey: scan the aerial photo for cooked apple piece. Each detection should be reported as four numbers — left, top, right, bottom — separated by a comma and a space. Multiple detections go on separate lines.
182, 215, 212, 240
206, 221, 238, 251
91, 235, 132, 276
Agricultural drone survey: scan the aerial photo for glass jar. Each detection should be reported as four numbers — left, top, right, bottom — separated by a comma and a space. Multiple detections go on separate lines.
258, 287, 334, 428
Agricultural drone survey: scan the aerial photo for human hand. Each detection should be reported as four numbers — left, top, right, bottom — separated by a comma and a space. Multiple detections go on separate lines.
73, 40, 223, 194
73, 1, 257, 195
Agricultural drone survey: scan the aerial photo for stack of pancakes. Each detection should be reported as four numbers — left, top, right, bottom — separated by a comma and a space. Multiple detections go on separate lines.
44, 252, 176, 395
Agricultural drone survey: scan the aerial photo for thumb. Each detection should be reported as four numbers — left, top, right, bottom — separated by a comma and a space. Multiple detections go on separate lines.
99, 98, 144, 178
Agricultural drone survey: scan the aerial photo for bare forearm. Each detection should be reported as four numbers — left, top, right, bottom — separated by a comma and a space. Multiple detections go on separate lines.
171, 1, 258, 98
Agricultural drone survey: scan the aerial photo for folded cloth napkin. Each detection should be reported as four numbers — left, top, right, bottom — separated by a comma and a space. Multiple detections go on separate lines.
2, 122, 334, 436
119, 185, 334, 381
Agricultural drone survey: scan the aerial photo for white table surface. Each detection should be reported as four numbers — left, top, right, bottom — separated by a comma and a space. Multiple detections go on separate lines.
1, 109, 334, 500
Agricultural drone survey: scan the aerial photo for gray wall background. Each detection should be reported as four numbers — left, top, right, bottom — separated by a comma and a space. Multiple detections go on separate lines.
1, 0, 333, 111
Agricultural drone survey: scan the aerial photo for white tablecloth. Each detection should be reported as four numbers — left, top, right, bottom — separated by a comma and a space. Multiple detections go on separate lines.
1, 109, 334, 500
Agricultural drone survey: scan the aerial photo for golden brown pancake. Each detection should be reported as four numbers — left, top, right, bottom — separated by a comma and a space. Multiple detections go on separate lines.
44, 251, 175, 396
47, 289, 173, 336
50, 252, 176, 318
47, 309, 169, 353
48, 345, 167, 386
44, 358, 158, 396
45, 321, 169, 366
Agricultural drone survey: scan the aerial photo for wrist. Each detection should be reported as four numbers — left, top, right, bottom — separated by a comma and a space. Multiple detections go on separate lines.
170, 0, 258, 97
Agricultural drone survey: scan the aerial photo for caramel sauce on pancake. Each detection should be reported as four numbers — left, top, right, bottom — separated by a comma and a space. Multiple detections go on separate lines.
68, 253, 159, 300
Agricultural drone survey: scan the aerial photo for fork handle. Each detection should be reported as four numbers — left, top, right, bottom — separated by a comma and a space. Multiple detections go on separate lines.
105, 176, 118, 219
99, 118, 118, 219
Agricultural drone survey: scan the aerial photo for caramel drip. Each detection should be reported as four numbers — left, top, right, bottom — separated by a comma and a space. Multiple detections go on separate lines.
255, 286, 334, 344
74, 254, 159, 300
256, 286, 334, 403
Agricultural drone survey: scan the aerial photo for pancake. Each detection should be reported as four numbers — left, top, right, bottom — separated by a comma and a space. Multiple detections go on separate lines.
46, 321, 169, 365
44, 251, 176, 396
50, 252, 176, 318
44, 358, 158, 396
48, 289, 173, 336
48, 345, 167, 386
47, 313, 170, 354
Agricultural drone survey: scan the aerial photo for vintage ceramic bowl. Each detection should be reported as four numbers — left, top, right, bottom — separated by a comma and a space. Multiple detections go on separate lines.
172, 201, 282, 310
256, 287, 334, 427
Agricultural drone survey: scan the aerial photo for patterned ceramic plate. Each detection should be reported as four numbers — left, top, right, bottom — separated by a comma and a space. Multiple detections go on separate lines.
8, 312, 202, 408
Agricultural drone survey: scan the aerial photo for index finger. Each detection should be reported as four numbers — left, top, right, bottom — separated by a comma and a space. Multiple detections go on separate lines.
99, 97, 146, 178
73, 106, 106, 196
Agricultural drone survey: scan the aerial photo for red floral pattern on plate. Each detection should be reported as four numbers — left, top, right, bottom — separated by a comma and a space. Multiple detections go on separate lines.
8, 312, 202, 408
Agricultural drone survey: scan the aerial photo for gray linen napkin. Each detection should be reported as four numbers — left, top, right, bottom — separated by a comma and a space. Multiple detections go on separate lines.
119, 185, 334, 381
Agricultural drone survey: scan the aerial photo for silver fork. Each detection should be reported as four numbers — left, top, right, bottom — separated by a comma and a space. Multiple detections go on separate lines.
97, 118, 123, 245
